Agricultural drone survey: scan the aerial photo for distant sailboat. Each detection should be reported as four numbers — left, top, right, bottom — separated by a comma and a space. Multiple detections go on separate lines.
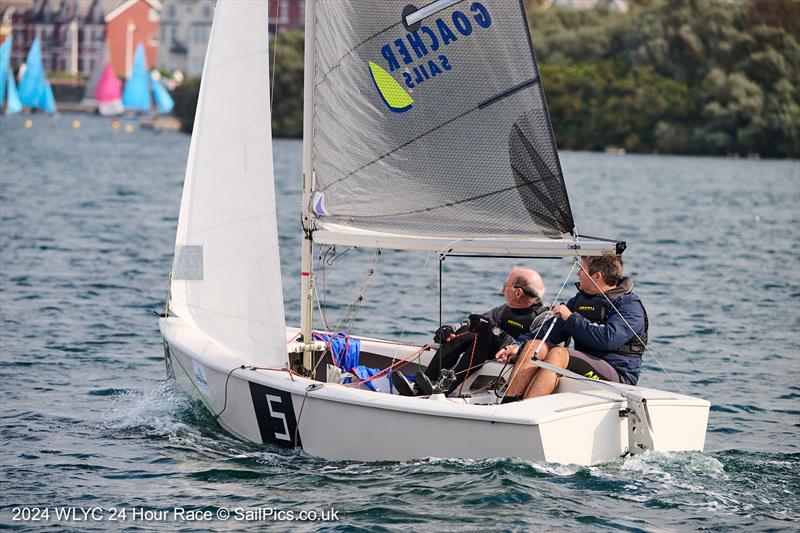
0, 37, 21, 115
4, 72, 23, 115
0, 38, 9, 105
37, 80, 57, 113
17, 38, 56, 113
17, 38, 43, 107
122, 44, 152, 112
95, 63, 124, 116
150, 74, 174, 114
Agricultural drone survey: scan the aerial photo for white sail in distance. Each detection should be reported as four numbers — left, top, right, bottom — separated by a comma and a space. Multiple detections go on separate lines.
169, 0, 287, 367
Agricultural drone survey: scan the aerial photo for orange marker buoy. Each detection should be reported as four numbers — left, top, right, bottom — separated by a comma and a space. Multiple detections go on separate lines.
111, 119, 120, 130
24, 119, 33, 128
72, 119, 81, 129
124, 123, 134, 133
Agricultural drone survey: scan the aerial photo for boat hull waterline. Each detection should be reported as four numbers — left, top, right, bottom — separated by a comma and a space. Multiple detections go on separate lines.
160, 317, 709, 465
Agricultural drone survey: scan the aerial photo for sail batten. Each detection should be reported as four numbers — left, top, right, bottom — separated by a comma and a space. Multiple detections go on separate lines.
310, 1, 575, 245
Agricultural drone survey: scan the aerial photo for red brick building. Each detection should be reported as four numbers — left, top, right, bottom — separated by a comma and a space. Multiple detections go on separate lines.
105, 0, 160, 77
5, 0, 107, 76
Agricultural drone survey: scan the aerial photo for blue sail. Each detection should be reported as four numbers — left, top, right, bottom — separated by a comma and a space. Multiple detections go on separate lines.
18, 38, 44, 107
5, 71, 22, 114
36, 80, 57, 113
122, 44, 152, 111
150, 76, 174, 114
0, 38, 10, 105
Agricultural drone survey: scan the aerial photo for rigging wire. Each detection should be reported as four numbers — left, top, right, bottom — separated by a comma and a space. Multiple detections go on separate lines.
333, 249, 381, 335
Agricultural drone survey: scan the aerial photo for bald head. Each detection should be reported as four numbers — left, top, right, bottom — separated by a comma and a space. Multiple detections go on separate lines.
509, 268, 545, 301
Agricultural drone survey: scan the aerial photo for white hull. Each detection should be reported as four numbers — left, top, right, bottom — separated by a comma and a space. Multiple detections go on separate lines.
160, 317, 709, 465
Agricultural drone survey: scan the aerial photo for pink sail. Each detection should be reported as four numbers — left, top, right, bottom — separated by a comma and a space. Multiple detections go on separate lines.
94, 63, 123, 115
94, 63, 122, 102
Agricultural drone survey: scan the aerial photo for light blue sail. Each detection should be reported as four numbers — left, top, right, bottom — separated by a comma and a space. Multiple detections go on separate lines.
37, 80, 56, 113
5, 71, 23, 114
0, 38, 11, 105
150, 76, 174, 114
122, 44, 152, 111
18, 38, 44, 107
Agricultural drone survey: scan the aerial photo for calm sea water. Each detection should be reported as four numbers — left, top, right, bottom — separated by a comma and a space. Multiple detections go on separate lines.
1, 114, 798, 531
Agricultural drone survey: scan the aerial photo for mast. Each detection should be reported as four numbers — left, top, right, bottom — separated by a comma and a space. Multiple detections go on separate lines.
299, 0, 316, 369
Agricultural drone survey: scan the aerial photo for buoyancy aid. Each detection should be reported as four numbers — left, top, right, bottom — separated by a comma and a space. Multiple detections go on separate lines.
572, 285, 648, 357
495, 301, 547, 339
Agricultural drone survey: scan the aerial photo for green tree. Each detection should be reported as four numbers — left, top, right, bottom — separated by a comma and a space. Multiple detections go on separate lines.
270, 30, 304, 138
171, 77, 201, 133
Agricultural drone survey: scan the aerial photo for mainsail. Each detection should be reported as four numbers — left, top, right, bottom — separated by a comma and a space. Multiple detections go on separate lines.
169, 0, 287, 367
308, 1, 582, 253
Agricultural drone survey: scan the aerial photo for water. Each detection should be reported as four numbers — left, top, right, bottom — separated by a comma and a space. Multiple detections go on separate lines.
1, 114, 798, 531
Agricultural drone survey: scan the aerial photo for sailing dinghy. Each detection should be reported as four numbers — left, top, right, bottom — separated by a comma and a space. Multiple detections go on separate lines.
159, 0, 709, 465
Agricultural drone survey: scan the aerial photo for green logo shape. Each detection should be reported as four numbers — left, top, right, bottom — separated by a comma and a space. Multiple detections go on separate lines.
369, 61, 413, 113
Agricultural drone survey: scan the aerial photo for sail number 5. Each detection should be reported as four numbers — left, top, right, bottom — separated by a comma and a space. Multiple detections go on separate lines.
265, 394, 291, 441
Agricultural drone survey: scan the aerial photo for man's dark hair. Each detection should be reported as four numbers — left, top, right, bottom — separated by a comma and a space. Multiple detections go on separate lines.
583, 255, 624, 286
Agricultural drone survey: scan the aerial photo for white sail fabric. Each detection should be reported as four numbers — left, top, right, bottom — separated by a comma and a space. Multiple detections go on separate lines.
310, 1, 577, 252
170, 0, 287, 367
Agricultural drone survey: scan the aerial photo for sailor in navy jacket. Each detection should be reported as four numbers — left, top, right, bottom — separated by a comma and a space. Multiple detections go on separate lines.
546, 276, 647, 385
502, 255, 648, 401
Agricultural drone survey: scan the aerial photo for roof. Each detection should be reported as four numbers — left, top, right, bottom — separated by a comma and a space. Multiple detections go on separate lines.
105, 0, 162, 22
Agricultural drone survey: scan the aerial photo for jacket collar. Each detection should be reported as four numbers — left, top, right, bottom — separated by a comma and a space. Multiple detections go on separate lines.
575, 276, 633, 300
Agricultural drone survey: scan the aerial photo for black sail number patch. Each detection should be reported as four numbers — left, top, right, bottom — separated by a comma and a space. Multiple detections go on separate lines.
249, 382, 302, 448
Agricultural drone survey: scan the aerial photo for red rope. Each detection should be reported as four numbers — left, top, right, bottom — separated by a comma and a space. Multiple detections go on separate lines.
458, 334, 478, 396
345, 344, 430, 388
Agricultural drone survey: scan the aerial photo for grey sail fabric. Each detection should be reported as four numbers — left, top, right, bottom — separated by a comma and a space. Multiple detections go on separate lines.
310, 0, 574, 240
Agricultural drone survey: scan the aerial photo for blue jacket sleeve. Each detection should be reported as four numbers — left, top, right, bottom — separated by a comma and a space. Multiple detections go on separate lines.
527, 296, 576, 345
564, 295, 645, 351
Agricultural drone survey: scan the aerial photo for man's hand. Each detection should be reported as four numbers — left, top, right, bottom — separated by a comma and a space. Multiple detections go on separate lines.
554, 303, 572, 321
495, 343, 519, 363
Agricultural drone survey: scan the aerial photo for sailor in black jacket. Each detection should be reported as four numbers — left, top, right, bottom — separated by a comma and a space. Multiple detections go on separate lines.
394, 268, 550, 396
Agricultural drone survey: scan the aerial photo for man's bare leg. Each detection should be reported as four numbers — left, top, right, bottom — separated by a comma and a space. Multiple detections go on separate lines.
523, 346, 569, 399
505, 341, 549, 398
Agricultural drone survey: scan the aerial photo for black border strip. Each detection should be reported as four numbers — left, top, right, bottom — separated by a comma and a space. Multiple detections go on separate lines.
479, 77, 539, 110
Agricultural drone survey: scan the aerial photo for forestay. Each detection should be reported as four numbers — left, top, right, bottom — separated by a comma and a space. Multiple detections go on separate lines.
309, 1, 593, 254
169, 0, 287, 367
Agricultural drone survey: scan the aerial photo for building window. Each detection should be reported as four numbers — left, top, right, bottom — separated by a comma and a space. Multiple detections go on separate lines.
203, 4, 211, 18
167, 5, 175, 18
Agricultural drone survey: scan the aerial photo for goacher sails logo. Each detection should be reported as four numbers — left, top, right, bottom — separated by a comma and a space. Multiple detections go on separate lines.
369, 2, 493, 113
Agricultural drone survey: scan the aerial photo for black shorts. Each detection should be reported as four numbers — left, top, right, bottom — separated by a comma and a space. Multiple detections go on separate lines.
566, 349, 625, 384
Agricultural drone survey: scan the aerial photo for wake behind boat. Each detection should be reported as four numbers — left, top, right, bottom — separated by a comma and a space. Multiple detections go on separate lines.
159, 0, 709, 465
